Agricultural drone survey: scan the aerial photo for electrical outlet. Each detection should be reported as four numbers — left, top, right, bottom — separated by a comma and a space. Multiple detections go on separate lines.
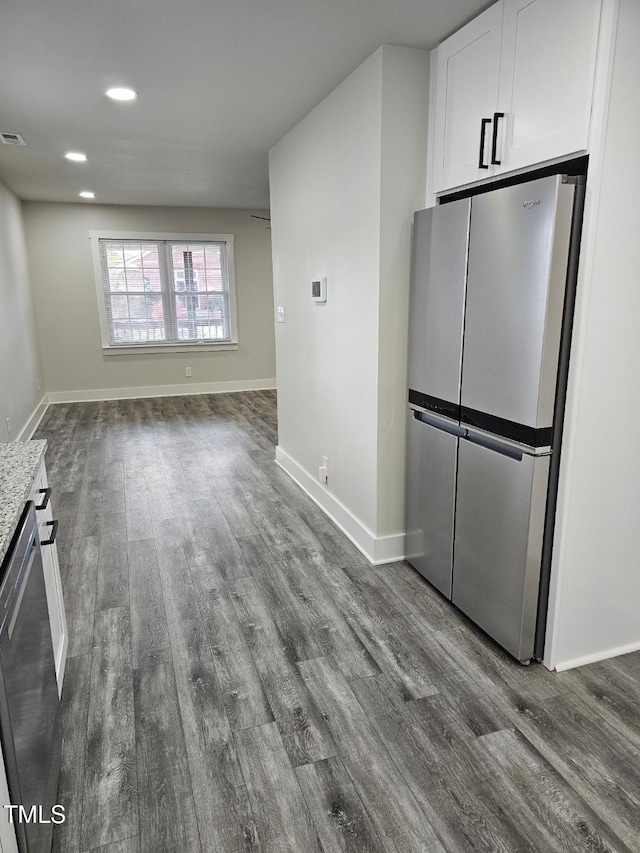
277, 306, 285, 323
185, 366, 192, 377
319, 456, 328, 484
36, 377, 41, 392
5, 417, 11, 437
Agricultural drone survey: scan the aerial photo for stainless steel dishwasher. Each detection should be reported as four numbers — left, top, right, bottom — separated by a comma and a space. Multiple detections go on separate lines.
0, 502, 61, 853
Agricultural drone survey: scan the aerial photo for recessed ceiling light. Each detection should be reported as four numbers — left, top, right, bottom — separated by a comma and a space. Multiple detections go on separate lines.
105, 87, 138, 102
65, 151, 87, 162
79, 190, 95, 199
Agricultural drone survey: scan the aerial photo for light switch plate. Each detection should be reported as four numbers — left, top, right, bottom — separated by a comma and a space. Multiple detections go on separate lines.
277, 306, 285, 323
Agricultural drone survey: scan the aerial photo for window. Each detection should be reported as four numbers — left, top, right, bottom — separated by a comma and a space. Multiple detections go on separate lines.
90, 231, 237, 352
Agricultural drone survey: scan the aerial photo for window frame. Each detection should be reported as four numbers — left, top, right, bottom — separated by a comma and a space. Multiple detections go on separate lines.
90, 230, 238, 355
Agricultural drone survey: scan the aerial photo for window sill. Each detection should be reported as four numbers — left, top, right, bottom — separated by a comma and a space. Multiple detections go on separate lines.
102, 342, 239, 356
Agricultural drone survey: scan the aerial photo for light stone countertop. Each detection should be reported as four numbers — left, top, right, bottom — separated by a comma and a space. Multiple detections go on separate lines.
0, 440, 47, 567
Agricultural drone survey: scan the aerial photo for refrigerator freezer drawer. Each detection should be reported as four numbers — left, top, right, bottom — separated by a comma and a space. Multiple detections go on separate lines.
405, 410, 458, 599
452, 438, 550, 662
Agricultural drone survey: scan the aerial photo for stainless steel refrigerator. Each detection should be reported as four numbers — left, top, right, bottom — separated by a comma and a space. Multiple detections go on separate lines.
405, 173, 584, 663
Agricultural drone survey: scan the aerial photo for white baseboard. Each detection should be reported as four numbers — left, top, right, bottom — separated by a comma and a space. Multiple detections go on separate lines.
46, 378, 276, 404
553, 639, 640, 671
275, 446, 405, 565
16, 396, 49, 440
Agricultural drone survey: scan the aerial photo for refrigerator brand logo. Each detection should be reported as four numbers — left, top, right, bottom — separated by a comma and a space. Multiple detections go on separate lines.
522, 199, 541, 209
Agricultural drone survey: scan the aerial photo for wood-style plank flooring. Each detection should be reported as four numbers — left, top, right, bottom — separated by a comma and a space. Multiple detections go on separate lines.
34, 392, 640, 853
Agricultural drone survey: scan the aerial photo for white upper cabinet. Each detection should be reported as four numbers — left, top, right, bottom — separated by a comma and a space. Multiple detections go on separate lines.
431, 4, 503, 193
497, 0, 601, 173
431, 0, 602, 194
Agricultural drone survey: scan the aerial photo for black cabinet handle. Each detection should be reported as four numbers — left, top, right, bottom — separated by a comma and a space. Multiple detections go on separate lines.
478, 118, 491, 169
41, 520, 58, 546
491, 112, 505, 165
35, 487, 52, 511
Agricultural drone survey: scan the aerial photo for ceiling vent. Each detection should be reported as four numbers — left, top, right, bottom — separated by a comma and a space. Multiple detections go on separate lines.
1, 132, 26, 146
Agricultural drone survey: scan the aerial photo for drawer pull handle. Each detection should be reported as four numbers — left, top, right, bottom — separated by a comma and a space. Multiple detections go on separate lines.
479, 117, 491, 169
41, 520, 59, 546
491, 112, 505, 165
35, 487, 52, 511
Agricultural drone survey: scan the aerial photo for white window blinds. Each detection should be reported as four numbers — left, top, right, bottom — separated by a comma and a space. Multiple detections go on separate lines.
97, 238, 233, 346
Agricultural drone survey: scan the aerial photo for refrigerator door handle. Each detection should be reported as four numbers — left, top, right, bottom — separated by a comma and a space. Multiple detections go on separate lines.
464, 429, 524, 461
413, 408, 466, 438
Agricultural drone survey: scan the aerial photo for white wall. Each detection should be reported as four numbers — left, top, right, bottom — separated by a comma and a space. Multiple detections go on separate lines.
270, 45, 428, 561
22, 203, 275, 399
0, 180, 46, 440
546, 0, 640, 669
378, 47, 431, 537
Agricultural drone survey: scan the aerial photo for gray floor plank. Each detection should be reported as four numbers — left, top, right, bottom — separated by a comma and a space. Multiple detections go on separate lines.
351, 672, 624, 853
426, 622, 569, 741
81, 608, 137, 850
560, 656, 640, 750
316, 562, 440, 700
230, 576, 337, 767
52, 654, 92, 853
125, 506, 154, 544
142, 464, 175, 522
192, 496, 252, 583
352, 671, 505, 755
65, 536, 100, 657
509, 693, 640, 851
296, 756, 386, 853
248, 555, 379, 678
196, 581, 274, 732
372, 562, 455, 634
52, 489, 81, 574
212, 478, 260, 538
95, 513, 128, 612
154, 520, 201, 624
235, 722, 321, 853
134, 661, 201, 853
299, 656, 444, 853
476, 728, 631, 853
127, 539, 170, 668
168, 616, 254, 852
73, 440, 106, 540
168, 491, 220, 569
234, 784, 264, 853
82, 838, 140, 853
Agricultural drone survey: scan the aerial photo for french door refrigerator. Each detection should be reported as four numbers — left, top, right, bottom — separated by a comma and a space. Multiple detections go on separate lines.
405, 173, 584, 663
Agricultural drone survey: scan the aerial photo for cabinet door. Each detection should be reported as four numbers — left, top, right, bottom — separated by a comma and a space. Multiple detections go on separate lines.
431, 2, 503, 193
32, 458, 68, 696
496, 0, 601, 173
41, 533, 67, 696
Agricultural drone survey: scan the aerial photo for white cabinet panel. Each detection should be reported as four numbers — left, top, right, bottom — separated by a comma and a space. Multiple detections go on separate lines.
431, 0, 602, 194
497, 0, 601, 172
30, 458, 68, 696
431, 3, 503, 192
40, 507, 67, 695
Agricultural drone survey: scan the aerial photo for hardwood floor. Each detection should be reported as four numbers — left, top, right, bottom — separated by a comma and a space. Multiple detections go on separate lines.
34, 391, 640, 853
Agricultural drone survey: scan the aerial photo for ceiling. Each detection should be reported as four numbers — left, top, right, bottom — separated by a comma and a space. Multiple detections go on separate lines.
0, 0, 491, 209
